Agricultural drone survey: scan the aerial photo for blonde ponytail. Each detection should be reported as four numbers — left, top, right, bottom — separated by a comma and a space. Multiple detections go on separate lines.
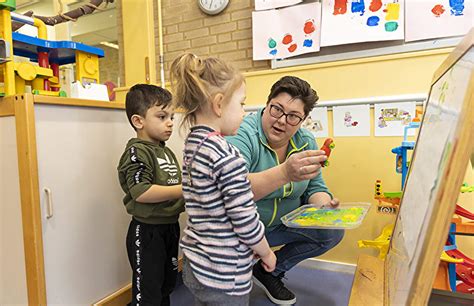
170, 53, 243, 131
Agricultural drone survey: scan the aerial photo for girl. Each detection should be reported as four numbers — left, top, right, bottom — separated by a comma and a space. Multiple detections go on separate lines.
170, 53, 276, 306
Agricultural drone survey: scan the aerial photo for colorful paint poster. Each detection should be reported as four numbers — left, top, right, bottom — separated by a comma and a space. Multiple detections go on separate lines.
374, 102, 417, 136
252, 2, 321, 60
320, 0, 405, 47
302, 106, 329, 138
255, 0, 303, 11
333, 105, 370, 136
405, 0, 473, 42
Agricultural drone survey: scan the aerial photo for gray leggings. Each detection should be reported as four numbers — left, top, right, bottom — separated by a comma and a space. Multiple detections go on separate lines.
182, 257, 249, 306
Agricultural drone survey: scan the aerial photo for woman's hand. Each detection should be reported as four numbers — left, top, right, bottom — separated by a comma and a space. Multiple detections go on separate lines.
283, 150, 327, 182
322, 198, 340, 209
309, 192, 339, 208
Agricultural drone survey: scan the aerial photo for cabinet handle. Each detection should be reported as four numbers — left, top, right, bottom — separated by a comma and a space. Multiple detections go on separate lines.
44, 188, 53, 219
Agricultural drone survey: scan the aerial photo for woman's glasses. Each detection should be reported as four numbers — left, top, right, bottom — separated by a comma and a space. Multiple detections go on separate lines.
268, 104, 305, 126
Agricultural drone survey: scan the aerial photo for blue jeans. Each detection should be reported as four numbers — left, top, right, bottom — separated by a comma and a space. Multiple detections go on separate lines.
265, 224, 344, 276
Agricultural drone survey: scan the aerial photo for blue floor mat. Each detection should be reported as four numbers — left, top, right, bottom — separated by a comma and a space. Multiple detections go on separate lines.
171, 264, 355, 306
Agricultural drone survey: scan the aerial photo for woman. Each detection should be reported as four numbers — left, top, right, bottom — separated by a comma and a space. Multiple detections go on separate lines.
227, 76, 344, 305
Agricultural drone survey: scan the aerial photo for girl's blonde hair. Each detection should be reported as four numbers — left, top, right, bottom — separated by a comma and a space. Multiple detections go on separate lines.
170, 53, 244, 130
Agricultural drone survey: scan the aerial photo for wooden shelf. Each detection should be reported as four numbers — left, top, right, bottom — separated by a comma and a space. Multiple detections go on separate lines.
349, 254, 384, 306
32, 94, 125, 109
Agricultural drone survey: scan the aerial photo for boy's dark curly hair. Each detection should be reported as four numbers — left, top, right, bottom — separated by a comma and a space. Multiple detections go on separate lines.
125, 84, 172, 130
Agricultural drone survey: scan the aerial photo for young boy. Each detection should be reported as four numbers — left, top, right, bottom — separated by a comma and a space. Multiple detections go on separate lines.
117, 84, 184, 306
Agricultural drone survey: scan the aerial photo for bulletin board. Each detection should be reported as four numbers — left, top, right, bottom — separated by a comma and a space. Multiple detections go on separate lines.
385, 29, 474, 305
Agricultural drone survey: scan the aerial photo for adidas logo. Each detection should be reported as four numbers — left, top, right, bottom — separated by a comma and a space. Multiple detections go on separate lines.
167, 178, 179, 184
157, 153, 178, 177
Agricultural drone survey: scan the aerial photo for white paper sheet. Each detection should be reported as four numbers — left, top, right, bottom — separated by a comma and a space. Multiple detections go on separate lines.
397, 47, 474, 263
333, 104, 371, 137
374, 102, 417, 136
320, 0, 405, 47
252, 2, 321, 60
405, 0, 473, 42
303, 106, 329, 138
255, 0, 303, 11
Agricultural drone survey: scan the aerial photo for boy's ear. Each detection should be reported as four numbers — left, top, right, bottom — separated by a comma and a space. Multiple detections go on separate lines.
211, 93, 224, 117
131, 114, 144, 130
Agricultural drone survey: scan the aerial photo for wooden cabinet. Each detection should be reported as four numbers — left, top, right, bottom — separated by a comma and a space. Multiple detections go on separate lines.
0, 94, 138, 304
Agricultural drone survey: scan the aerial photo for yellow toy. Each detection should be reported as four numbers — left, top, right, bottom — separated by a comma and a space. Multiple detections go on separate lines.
0, 0, 103, 97
358, 224, 394, 259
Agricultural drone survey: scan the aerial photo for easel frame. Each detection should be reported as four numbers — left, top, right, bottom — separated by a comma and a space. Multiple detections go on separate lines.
349, 28, 474, 306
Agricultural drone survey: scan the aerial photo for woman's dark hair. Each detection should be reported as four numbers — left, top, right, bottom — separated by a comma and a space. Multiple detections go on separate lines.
267, 76, 319, 116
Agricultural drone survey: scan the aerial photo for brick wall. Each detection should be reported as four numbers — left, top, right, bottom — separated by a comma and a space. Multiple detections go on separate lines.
158, 0, 270, 80
97, 46, 120, 85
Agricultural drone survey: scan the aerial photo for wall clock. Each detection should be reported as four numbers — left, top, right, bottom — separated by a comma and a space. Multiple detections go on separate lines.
198, 0, 229, 15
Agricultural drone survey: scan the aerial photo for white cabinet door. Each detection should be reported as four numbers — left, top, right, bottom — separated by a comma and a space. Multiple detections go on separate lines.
35, 104, 134, 304
0, 116, 28, 305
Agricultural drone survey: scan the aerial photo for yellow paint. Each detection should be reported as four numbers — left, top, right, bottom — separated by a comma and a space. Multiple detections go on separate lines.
385, 3, 400, 21
121, 0, 157, 86
244, 49, 453, 105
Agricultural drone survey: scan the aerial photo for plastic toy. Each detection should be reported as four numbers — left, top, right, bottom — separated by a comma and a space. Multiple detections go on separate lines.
0, 2, 104, 97
391, 121, 421, 188
434, 203, 474, 294
281, 203, 370, 229
360, 118, 419, 257
451, 204, 474, 238
358, 224, 394, 259
460, 183, 474, 193
374, 180, 401, 206
320, 138, 335, 167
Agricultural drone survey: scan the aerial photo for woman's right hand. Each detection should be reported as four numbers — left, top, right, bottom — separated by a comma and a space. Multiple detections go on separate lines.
283, 150, 327, 182
260, 250, 277, 272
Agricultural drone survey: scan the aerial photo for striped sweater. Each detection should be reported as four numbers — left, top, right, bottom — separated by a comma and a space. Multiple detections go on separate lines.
180, 125, 265, 296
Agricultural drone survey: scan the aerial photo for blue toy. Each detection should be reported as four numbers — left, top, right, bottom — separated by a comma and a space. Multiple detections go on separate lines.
391, 121, 420, 188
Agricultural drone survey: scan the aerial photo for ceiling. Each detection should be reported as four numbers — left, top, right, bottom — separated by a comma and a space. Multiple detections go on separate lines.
16, 0, 117, 46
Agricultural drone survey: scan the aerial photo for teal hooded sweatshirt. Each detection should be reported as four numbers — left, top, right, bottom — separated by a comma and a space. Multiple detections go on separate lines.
227, 108, 332, 229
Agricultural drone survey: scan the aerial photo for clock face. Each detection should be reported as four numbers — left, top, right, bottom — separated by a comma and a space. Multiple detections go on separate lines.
198, 0, 229, 15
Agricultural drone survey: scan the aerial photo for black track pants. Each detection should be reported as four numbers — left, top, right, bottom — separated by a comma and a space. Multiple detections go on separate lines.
126, 219, 180, 306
